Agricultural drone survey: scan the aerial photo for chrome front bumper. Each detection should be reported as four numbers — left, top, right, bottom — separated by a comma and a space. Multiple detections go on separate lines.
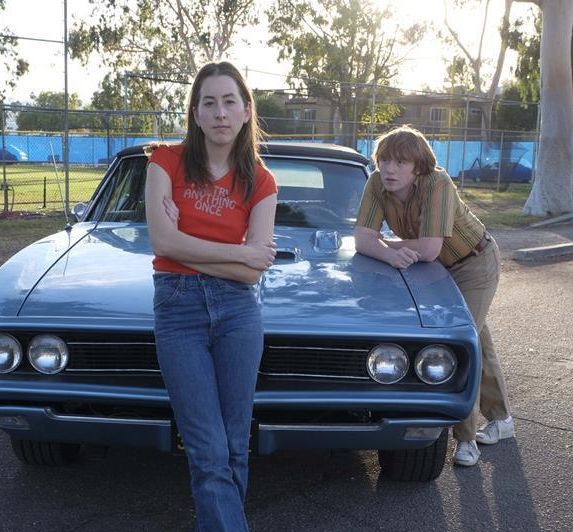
0, 405, 456, 454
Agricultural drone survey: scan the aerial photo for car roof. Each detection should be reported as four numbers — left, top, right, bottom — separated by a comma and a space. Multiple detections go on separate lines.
116, 142, 369, 165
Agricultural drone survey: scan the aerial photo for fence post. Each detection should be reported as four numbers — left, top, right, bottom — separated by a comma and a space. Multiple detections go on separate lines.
445, 127, 451, 176
1, 104, 8, 213
369, 82, 376, 152
460, 95, 470, 191
496, 131, 504, 192
106, 113, 112, 162
531, 102, 541, 183
123, 73, 128, 148
352, 86, 358, 150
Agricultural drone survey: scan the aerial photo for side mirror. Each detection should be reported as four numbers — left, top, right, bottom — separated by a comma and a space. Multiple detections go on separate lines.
71, 202, 88, 222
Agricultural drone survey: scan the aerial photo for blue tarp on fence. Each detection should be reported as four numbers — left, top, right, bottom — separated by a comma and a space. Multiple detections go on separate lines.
4, 133, 535, 183
357, 138, 534, 183
3, 134, 166, 165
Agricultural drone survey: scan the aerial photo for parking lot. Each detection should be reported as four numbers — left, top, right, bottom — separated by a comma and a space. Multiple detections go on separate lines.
0, 253, 572, 531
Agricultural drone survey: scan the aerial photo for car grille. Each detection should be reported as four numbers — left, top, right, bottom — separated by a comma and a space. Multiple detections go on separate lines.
67, 341, 159, 372
62, 336, 370, 379
260, 345, 369, 380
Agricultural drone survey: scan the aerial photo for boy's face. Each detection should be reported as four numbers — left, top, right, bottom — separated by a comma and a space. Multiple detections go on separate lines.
378, 158, 417, 201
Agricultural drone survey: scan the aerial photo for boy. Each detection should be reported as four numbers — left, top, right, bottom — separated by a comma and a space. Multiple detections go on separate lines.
354, 125, 514, 466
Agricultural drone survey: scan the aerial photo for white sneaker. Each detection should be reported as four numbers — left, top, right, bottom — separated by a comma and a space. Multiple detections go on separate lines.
476, 416, 515, 445
453, 440, 480, 467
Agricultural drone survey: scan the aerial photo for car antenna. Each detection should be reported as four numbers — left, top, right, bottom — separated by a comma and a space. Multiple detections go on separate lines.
49, 142, 72, 232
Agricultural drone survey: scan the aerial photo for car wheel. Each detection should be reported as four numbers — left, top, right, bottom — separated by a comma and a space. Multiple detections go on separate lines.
10, 438, 81, 466
377, 428, 448, 481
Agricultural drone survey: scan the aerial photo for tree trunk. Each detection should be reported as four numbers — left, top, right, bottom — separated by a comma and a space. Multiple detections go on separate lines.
479, 100, 494, 141
523, 0, 573, 215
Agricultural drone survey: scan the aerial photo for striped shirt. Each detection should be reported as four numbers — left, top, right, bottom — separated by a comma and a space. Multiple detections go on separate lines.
355, 168, 485, 267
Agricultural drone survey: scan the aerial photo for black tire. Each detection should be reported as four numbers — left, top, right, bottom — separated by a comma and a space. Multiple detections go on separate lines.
377, 429, 448, 481
10, 438, 81, 466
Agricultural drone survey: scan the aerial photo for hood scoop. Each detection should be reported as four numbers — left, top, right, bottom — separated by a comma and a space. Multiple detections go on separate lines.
276, 248, 301, 261
312, 230, 341, 253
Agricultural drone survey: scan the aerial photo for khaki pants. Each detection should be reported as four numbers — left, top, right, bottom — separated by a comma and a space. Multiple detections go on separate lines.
448, 236, 511, 442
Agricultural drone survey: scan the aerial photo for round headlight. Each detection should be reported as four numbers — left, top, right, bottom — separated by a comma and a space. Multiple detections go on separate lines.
415, 345, 457, 385
28, 335, 69, 374
367, 343, 409, 384
0, 334, 23, 373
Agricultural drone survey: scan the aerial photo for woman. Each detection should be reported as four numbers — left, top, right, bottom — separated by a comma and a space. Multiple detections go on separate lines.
354, 125, 514, 467
145, 61, 277, 531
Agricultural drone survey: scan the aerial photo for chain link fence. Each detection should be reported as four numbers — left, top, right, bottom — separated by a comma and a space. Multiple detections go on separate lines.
1, 99, 537, 213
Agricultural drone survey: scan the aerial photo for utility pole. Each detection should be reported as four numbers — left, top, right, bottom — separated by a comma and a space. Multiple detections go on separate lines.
63, 0, 70, 214
1, 104, 8, 212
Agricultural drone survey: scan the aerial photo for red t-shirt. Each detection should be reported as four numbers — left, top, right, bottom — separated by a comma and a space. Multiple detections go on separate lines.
148, 144, 277, 274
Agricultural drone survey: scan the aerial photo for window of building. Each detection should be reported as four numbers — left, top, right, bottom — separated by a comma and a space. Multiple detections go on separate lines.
303, 109, 317, 121
403, 105, 421, 119
430, 107, 447, 122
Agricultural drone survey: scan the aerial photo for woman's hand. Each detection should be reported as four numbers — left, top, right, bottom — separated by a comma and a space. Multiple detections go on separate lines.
389, 247, 420, 269
159, 193, 276, 271
163, 197, 179, 227
242, 241, 277, 270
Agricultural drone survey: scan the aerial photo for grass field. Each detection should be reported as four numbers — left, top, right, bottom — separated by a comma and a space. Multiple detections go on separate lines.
1, 163, 105, 211
0, 213, 68, 264
458, 183, 540, 227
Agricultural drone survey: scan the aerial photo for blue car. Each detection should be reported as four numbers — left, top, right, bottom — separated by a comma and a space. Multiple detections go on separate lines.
459, 148, 532, 189
0, 143, 480, 481
0, 145, 28, 164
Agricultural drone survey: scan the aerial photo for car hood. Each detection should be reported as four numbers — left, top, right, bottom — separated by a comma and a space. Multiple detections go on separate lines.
10, 225, 473, 331
12, 224, 155, 322
0, 223, 94, 317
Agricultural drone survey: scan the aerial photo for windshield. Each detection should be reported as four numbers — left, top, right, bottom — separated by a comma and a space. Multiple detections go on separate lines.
88, 154, 367, 228
268, 157, 367, 228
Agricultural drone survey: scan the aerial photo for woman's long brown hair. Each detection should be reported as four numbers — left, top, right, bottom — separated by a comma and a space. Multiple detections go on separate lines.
182, 61, 263, 202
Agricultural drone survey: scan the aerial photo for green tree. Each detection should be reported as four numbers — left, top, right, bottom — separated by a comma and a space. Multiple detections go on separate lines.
69, 0, 257, 118
360, 103, 403, 134
493, 83, 537, 131
441, 0, 515, 135
0, 0, 29, 100
86, 74, 174, 135
267, 0, 424, 147
15, 92, 86, 132
508, 9, 572, 104
253, 92, 289, 135
444, 56, 475, 93
508, 10, 542, 103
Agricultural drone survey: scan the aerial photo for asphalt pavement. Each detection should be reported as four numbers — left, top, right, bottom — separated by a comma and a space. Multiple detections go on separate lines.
490, 219, 573, 261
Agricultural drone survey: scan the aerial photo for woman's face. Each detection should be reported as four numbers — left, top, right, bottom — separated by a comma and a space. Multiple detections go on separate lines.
193, 74, 251, 148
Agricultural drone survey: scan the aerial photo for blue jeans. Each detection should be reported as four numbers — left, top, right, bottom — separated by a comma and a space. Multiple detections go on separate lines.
153, 273, 263, 532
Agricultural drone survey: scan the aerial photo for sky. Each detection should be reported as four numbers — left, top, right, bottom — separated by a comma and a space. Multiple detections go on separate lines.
0, 0, 536, 105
